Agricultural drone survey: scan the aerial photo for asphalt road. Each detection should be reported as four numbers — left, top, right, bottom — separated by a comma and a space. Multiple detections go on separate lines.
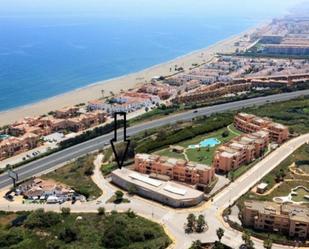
1, 133, 308, 249
0, 89, 308, 189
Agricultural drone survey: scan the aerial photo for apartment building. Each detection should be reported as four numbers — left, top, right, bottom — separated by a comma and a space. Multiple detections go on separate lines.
138, 83, 175, 100
263, 44, 309, 56
172, 82, 251, 104
44, 110, 106, 132
0, 110, 106, 160
242, 200, 309, 239
54, 106, 79, 119
234, 113, 289, 144
134, 153, 215, 189
213, 131, 269, 173
0, 133, 39, 160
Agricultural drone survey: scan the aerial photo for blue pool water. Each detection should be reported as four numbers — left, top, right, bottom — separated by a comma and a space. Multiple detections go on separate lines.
200, 138, 221, 147
188, 137, 221, 149
0, 134, 10, 141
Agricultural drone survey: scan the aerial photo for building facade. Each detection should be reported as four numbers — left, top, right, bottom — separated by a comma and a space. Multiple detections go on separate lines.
134, 153, 215, 189
213, 131, 269, 173
242, 200, 309, 239
234, 113, 289, 144
111, 168, 204, 207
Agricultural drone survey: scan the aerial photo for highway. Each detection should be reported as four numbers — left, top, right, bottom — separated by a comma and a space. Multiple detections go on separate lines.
0, 89, 308, 189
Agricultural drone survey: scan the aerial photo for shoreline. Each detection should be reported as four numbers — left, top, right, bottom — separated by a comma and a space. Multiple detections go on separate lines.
0, 24, 262, 126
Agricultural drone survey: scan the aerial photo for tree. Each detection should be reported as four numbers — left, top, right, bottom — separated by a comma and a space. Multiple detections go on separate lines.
214, 241, 225, 249
189, 240, 203, 249
222, 130, 230, 137
115, 190, 124, 203
263, 238, 272, 249
160, 104, 167, 110
185, 213, 196, 233
242, 231, 255, 249
97, 207, 105, 216
216, 227, 225, 241
196, 214, 206, 233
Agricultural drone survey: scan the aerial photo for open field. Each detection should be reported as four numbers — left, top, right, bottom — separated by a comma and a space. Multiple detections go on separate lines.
292, 187, 309, 202
0, 210, 171, 249
42, 154, 102, 199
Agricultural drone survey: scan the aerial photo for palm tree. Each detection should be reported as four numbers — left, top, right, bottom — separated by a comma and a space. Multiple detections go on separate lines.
196, 214, 206, 233
242, 231, 255, 249
216, 227, 225, 241
263, 238, 272, 249
185, 213, 196, 233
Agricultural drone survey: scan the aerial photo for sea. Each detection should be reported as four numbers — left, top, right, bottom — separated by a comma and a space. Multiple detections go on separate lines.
0, 0, 298, 111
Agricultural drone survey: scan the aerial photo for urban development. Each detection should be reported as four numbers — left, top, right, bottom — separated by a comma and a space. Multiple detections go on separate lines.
0, 11, 309, 249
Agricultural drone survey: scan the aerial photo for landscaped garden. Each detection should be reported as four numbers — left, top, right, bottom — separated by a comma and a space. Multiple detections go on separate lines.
155, 127, 237, 165
0, 209, 171, 249
291, 186, 309, 203
238, 143, 309, 205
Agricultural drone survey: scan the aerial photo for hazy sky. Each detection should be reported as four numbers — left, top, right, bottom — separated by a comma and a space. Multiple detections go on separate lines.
0, 0, 306, 18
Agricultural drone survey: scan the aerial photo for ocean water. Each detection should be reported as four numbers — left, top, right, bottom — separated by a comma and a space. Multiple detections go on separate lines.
0, 0, 298, 111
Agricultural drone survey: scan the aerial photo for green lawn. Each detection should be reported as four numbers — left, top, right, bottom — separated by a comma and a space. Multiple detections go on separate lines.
155, 127, 237, 165
42, 154, 102, 199
227, 124, 243, 136
291, 187, 309, 203
155, 149, 186, 160
0, 210, 171, 249
243, 180, 309, 203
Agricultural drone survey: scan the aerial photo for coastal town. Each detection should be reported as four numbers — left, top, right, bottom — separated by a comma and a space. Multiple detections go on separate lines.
0, 10, 308, 249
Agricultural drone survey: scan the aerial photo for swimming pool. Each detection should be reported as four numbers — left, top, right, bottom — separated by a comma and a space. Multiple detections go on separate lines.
0, 134, 10, 141
188, 137, 221, 149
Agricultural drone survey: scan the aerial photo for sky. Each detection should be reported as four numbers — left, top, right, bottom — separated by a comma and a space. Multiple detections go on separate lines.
0, 0, 306, 18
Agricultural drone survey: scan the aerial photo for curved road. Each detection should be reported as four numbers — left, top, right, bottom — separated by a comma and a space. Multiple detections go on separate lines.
1, 133, 308, 249
0, 89, 308, 189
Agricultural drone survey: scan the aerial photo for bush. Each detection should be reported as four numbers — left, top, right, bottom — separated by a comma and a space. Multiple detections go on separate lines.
0, 228, 24, 247
61, 207, 71, 216
25, 209, 61, 229
98, 207, 105, 216
115, 190, 124, 203
222, 130, 229, 137
59, 226, 79, 243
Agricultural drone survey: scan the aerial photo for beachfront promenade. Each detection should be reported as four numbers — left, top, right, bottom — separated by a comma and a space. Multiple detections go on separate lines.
0, 90, 308, 190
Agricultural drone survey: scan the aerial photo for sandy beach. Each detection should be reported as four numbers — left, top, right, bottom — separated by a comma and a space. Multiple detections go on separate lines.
0, 26, 259, 126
